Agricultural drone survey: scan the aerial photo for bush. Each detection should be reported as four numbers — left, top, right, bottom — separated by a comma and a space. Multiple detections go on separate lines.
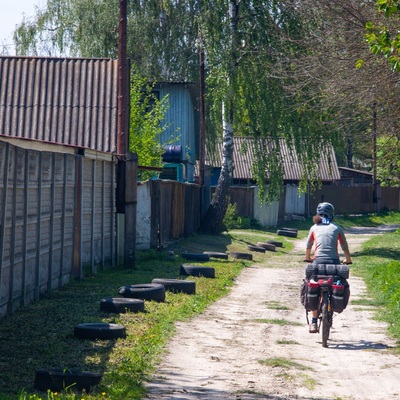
223, 203, 261, 230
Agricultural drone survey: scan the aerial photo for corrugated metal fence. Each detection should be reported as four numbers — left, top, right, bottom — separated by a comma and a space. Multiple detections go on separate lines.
0, 140, 117, 318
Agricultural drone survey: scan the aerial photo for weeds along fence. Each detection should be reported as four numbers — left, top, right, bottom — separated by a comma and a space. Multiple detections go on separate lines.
0, 140, 118, 319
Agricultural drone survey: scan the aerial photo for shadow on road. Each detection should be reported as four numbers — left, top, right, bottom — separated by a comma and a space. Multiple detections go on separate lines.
328, 339, 390, 350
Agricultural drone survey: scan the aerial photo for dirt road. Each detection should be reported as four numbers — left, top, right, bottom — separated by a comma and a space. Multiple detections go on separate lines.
145, 226, 400, 399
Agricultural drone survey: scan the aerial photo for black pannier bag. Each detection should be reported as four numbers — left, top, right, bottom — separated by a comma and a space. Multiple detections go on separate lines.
330, 277, 350, 313
300, 279, 320, 311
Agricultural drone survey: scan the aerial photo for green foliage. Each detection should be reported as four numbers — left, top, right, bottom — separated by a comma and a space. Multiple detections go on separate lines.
364, 0, 400, 72
14, 0, 119, 57
129, 74, 170, 181
376, 135, 400, 186
222, 203, 261, 231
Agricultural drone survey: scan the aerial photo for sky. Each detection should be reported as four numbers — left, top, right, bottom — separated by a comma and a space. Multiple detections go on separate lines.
0, 0, 44, 54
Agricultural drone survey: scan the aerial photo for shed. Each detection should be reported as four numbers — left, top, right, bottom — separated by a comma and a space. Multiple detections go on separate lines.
208, 136, 340, 184
153, 82, 199, 182
206, 136, 341, 221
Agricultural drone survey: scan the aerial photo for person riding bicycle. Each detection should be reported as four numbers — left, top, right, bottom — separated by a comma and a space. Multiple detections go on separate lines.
304, 202, 352, 333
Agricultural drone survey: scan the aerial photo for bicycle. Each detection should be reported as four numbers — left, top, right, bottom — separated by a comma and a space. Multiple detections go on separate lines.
302, 261, 351, 348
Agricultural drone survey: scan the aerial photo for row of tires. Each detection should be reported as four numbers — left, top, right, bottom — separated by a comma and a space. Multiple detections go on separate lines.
34, 234, 295, 393
34, 263, 217, 393
182, 240, 284, 262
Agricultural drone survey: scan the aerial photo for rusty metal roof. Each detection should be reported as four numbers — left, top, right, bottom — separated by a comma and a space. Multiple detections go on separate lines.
208, 136, 340, 182
0, 56, 118, 153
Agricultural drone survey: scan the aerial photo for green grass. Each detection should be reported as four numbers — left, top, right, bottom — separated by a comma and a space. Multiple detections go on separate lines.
276, 339, 299, 345
265, 301, 290, 310
1, 212, 400, 400
258, 357, 312, 371
352, 226, 400, 345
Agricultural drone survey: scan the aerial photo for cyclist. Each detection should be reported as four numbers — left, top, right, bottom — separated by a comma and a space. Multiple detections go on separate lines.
304, 202, 352, 333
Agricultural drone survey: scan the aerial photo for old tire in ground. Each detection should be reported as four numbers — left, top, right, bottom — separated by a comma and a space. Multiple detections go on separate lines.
34, 369, 102, 392
247, 245, 266, 253
152, 278, 196, 294
267, 240, 283, 247
100, 297, 145, 313
256, 242, 276, 252
277, 229, 298, 238
282, 227, 298, 232
230, 251, 253, 260
181, 253, 210, 262
118, 283, 166, 302
74, 323, 126, 340
203, 251, 229, 260
180, 264, 215, 278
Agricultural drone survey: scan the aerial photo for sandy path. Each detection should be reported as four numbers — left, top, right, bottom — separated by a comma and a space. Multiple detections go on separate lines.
145, 226, 400, 399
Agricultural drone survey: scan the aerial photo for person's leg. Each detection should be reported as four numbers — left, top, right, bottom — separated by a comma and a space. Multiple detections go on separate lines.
309, 310, 318, 333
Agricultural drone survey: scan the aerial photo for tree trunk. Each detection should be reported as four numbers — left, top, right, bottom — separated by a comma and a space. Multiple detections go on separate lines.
346, 137, 354, 168
200, 0, 238, 234
200, 103, 234, 233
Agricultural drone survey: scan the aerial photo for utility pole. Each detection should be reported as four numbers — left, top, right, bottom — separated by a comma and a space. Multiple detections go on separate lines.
118, 0, 128, 156
371, 102, 381, 213
199, 31, 206, 188
117, 0, 137, 268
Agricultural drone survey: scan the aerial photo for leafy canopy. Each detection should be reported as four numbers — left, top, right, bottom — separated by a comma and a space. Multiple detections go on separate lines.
363, 0, 400, 72
129, 74, 170, 181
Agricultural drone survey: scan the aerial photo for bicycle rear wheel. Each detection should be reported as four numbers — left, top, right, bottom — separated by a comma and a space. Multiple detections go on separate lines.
321, 298, 330, 347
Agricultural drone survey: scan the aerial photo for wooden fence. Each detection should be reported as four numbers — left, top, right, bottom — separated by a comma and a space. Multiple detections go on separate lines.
224, 184, 400, 222
308, 185, 400, 215
0, 140, 118, 319
136, 180, 202, 249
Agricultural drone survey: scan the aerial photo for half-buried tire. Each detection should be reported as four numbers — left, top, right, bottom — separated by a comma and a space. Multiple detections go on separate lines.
118, 283, 166, 302
247, 245, 266, 253
230, 252, 253, 260
180, 264, 215, 278
74, 323, 126, 340
181, 253, 210, 262
267, 240, 283, 247
100, 297, 145, 313
34, 368, 102, 392
151, 278, 196, 294
203, 251, 229, 260
256, 242, 276, 252
277, 229, 298, 238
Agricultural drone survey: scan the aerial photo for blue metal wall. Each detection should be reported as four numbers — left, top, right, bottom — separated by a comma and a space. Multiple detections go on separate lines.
157, 83, 199, 167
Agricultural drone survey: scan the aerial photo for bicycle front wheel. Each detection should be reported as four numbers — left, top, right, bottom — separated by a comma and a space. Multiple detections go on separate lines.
321, 299, 330, 347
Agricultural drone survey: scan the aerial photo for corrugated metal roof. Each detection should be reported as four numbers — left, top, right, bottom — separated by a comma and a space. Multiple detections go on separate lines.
208, 136, 340, 182
0, 56, 118, 153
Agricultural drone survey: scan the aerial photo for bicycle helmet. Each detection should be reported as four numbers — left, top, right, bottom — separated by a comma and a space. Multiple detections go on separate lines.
316, 202, 335, 220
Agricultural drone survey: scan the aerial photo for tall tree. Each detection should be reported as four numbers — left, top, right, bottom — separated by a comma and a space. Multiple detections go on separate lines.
282, 0, 400, 176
